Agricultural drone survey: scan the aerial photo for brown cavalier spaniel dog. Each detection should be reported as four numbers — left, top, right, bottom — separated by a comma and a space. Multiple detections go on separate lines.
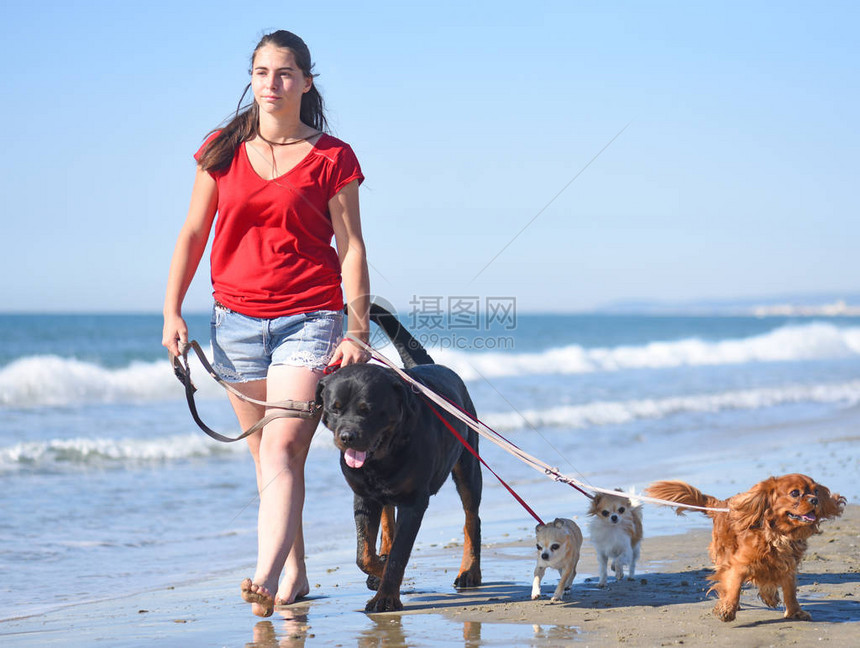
646, 474, 845, 621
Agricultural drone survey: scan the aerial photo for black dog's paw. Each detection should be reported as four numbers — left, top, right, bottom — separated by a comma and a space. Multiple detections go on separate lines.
453, 568, 482, 589
365, 554, 387, 590
365, 593, 403, 612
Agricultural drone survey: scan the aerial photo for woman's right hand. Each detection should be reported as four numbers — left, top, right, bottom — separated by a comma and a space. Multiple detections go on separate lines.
162, 313, 189, 358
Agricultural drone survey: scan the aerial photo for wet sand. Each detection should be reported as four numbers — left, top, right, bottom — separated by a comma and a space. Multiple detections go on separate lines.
2, 506, 857, 647
422, 506, 860, 646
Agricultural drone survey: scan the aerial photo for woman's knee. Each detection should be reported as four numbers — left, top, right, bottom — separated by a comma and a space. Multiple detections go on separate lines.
259, 421, 314, 466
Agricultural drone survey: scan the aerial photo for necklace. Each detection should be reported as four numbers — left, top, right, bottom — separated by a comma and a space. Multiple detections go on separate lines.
256, 131, 319, 146
246, 137, 293, 184
248, 130, 321, 181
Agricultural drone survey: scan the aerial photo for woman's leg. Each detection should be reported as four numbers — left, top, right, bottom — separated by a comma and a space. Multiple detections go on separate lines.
224, 383, 277, 615
242, 423, 307, 602
235, 366, 322, 616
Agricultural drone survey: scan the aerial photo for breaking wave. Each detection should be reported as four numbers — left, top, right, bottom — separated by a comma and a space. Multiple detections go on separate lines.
480, 379, 860, 432
0, 354, 222, 408
3, 380, 857, 472
2, 323, 859, 408
433, 322, 860, 380
0, 433, 241, 473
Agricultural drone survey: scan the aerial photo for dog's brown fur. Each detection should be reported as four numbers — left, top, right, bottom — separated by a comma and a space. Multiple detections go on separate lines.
646, 474, 845, 621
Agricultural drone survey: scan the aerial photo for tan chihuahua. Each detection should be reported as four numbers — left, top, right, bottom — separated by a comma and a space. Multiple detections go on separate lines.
587, 490, 643, 587
531, 517, 583, 601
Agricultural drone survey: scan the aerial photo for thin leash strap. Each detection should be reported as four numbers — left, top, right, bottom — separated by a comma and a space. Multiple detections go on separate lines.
346, 336, 730, 514
421, 397, 545, 526
170, 340, 320, 443
428, 385, 594, 500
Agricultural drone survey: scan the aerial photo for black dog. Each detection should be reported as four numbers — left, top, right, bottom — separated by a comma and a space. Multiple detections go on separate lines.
316, 305, 482, 612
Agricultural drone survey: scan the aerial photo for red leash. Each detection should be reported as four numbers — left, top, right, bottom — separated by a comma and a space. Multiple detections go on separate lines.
421, 397, 546, 526
344, 337, 730, 514
326, 359, 547, 525
428, 389, 594, 501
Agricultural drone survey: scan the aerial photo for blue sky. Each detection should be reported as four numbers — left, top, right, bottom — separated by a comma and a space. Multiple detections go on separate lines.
1, 0, 857, 313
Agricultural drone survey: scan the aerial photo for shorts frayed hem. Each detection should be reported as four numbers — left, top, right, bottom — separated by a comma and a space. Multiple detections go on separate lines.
212, 363, 265, 384
273, 351, 333, 372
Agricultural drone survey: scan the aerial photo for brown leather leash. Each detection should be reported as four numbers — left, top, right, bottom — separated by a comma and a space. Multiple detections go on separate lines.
170, 340, 321, 443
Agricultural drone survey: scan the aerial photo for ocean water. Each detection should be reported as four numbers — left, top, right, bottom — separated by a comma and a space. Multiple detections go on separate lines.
1, 312, 859, 622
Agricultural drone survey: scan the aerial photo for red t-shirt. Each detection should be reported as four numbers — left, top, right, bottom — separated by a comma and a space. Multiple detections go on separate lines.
194, 133, 364, 318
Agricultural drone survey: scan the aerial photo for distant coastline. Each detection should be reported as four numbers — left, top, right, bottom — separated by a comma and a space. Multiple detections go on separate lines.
597, 292, 860, 317
749, 300, 860, 317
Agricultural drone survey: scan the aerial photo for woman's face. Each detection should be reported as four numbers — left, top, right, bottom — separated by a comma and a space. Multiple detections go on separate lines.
251, 45, 312, 116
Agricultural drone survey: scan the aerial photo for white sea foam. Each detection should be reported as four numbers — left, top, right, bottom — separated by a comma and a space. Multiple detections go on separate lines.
1, 323, 859, 407
0, 352, 223, 408
481, 379, 860, 432
431, 322, 860, 380
4, 380, 857, 471
0, 433, 242, 472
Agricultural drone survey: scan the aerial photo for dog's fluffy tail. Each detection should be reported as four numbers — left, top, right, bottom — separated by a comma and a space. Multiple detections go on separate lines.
368, 303, 435, 368
645, 480, 727, 518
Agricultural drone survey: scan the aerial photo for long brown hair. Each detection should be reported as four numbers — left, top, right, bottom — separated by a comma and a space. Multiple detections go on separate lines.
197, 30, 328, 173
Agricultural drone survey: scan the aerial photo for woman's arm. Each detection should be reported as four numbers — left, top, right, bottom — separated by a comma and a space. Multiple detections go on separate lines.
329, 179, 370, 366
162, 167, 218, 357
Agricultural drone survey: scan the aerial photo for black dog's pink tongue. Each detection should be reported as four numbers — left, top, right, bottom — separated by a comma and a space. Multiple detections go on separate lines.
345, 449, 366, 469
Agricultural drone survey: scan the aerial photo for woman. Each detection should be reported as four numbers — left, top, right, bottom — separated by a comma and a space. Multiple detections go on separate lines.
162, 30, 370, 617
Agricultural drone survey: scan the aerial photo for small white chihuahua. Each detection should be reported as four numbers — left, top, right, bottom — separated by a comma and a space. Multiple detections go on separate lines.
587, 490, 643, 586
531, 517, 583, 601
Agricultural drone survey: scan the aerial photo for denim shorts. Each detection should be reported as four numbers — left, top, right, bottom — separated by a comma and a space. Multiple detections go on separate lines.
210, 304, 344, 382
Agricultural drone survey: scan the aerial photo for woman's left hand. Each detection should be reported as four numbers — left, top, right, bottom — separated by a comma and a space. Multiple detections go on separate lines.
329, 337, 371, 367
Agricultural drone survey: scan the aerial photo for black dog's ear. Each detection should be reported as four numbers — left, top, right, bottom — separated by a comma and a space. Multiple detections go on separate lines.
393, 380, 418, 422
315, 378, 327, 407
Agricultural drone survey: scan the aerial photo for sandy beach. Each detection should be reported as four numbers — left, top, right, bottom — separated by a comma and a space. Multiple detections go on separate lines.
3, 313, 859, 646
3, 504, 856, 647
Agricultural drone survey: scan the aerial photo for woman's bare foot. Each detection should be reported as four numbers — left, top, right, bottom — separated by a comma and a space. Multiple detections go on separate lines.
241, 577, 275, 617
275, 573, 310, 606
